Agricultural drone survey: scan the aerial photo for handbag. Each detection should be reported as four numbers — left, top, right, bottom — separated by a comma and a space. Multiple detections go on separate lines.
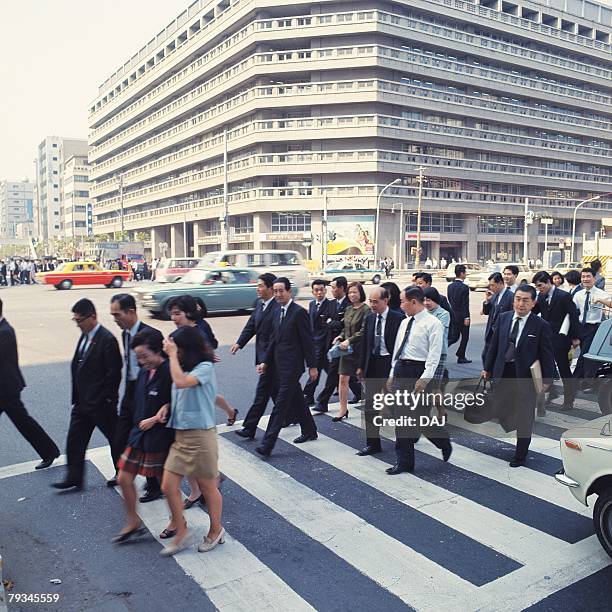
327, 342, 353, 361
464, 376, 497, 424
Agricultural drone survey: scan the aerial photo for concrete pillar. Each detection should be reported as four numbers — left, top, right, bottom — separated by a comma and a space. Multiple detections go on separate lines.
527, 221, 539, 261
192, 221, 202, 259
170, 223, 185, 257
253, 213, 263, 250
151, 225, 170, 258
310, 210, 323, 266
465, 215, 478, 262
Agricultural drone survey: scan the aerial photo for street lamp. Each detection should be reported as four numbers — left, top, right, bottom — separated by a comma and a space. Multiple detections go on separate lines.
571, 193, 612, 262
374, 178, 401, 263
414, 166, 427, 270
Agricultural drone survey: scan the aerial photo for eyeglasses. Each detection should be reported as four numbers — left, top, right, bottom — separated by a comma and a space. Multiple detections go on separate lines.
72, 314, 92, 324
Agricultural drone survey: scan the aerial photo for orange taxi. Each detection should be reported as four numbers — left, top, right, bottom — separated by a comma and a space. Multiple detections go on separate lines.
36, 261, 131, 290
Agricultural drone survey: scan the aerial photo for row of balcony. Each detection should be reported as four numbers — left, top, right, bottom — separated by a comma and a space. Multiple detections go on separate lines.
90, 7, 611, 141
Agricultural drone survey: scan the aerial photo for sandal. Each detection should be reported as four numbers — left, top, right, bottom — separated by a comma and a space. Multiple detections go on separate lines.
160, 519, 186, 539
112, 524, 146, 543
227, 408, 239, 426
183, 494, 204, 510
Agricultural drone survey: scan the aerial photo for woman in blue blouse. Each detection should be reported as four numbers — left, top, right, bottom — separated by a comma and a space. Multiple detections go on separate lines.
159, 326, 224, 556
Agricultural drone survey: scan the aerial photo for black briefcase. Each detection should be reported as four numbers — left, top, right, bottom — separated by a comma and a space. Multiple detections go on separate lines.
464, 377, 497, 424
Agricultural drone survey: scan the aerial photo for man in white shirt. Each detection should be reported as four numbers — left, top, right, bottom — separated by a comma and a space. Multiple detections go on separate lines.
386, 287, 452, 475
573, 267, 611, 379
503, 265, 519, 293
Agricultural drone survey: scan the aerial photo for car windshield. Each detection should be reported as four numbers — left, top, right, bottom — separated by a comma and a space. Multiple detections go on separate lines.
179, 269, 210, 284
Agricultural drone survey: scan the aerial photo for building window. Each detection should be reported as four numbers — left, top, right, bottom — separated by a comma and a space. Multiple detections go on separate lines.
74, 221, 87, 227
406, 213, 463, 232
75, 190, 89, 197
271, 212, 311, 232
231, 214, 253, 234
203, 219, 220, 236
74, 205, 87, 213
478, 216, 524, 234
537, 218, 573, 236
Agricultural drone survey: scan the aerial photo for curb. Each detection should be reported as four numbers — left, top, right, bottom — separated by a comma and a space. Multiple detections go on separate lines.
0, 554, 6, 612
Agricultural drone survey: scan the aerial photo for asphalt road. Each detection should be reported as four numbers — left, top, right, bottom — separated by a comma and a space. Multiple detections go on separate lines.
1, 280, 610, 612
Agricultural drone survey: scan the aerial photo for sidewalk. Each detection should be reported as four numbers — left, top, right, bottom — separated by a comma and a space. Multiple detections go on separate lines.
0, 555, 7, 612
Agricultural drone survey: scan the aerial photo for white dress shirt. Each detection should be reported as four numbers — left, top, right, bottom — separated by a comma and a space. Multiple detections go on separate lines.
507, 283, 518, 293
125, 320, 141, 381
78, 323, 101, 356
573, 287, 610, 324
391, 309, 443, 380
373, 307, 390, 356
509, 312, 530, 345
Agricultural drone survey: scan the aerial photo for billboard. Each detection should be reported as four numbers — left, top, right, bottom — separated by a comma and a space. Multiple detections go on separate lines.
326, 215, 375, 258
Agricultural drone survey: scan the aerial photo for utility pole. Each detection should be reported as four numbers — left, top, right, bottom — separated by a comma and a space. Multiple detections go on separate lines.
397, 201, 405, 270
116, 174, 125, 241
322, 193, 329, 270
523, 197, 529, 264
414, 166, 426, 270
221, 126, 229, 250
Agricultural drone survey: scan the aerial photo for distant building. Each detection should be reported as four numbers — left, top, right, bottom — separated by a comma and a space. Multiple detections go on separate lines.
0, 179, 34, 238
35, 137, 88, 241
60, 152, 91, 238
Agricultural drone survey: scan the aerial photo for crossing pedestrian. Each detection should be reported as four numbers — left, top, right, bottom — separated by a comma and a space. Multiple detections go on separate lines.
447, 264, 472, 364
482, 273, 514, 365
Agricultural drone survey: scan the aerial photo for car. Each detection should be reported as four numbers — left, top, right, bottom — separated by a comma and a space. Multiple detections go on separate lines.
555, 413, 612, 559
154, 257, 200, 283
583, 318, 612, 415
36, 261, 131, 290
465, 262, 534, 291
312, 262, 384, 284
132, 267, 259, 317
444, 262, 482, 282
550, 261, 583, 276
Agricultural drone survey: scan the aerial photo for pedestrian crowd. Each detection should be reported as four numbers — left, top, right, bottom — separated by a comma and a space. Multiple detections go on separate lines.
0, 258, 54, 286
0, 259, 606, 556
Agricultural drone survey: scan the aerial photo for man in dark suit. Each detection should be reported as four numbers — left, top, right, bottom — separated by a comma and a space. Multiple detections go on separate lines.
355, 287, 404, 456
0, 299, 59, 469
108, 293, 159, 497
255, 277, 318, 456
314, 276, 361, 412
447, 264, 472, 363
52, 299, 122, 490
303, 279, 333, 405
532, 271, 581, 412
231, 273, 278, 439
482, 272, 514, 364
483, 285, 555, 467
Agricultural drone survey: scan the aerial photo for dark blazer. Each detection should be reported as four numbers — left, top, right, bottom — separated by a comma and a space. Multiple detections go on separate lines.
447, 279, 470, 319
235, 299, 279, 364
483, 288, 514, 342
127, 359, 174, 452
309, 298, 333, 361
325, 296, 350, 341
71, 325, 122, 412
484, 311, 555, 382
359, 309, 405, 374
533, 287, 580, 349
0, 318, 26, 396
263, 301, 315, 378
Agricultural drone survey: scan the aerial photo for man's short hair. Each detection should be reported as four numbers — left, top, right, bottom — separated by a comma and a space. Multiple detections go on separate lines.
565, 270, 581, 286
419, 272, 433, 285
258, 272, 277, 288
370, 286, 389, 301
331, 276, 348, 290
488, 272, 504, 284
72, 298, 96, 318
504, 265, 519, 276
110, 293, 136, 311
515, 284, 536, 300
455, 264, 466, 277
311, 278, 327, 289
274, 277, 291, 291
403, 286, 425, 302
532, 271, 551, 285
581, 267, 595, 277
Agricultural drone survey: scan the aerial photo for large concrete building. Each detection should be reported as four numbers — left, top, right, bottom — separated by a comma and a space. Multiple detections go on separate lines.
36, 137, 88, 242
0, 179, 34, 239
88, 0, 612, 264
60, 151, 91, 239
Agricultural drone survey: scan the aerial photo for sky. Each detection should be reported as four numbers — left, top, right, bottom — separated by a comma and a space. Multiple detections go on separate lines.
0, 0, 190, 181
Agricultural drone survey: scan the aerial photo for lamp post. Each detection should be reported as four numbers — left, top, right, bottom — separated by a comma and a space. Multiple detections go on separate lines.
221, 126, 229, 250
374, 178, 401, 264
398, 201, 405, 270
571, 193, 612, 262
414, 166, 426, 270
322, 193, 329, 271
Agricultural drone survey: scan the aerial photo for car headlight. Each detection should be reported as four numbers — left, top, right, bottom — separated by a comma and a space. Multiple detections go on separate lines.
142, 294, 153, 300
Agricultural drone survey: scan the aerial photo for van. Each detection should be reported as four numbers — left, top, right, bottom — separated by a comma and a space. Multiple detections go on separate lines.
199, 250, 309, 287
154, 257, 200, 283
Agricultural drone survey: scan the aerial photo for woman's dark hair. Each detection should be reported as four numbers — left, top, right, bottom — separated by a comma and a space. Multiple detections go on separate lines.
166, 295, 201, 321
565, 269, 581, 286
347, 281, 366, 303
591, 259, 602, 273
381, 282, 401, 309
171, 326, 214, 371
131, 328, 164, 354
550, 270, 564, 283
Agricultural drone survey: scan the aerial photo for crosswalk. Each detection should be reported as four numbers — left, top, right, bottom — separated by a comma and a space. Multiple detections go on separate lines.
3, 397, 612, 611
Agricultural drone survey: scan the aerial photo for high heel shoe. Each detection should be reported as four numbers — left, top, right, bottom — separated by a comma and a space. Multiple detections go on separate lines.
332, 410, 349, 422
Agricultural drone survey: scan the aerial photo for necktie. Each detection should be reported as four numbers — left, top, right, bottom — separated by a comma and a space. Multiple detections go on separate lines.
77, 334, 88, 360
394, 317, 415, 361
373, 314, 383, 356
280, 306, 286, 324
123, 330, 131, 379
581, 291, 590, 324
504, 317, 521, 362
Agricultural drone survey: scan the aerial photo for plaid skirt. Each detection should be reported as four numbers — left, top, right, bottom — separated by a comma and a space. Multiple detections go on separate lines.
118, 447, 168, 478
431, 353, 447, 385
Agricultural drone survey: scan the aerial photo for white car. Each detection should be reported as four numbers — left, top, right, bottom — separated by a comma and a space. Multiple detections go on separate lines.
555, 414, 612, 558
444, 262, 482, 282
466, 263, 534, 291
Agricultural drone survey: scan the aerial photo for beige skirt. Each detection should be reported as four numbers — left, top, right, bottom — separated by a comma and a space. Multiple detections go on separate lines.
164, 428, 219, 479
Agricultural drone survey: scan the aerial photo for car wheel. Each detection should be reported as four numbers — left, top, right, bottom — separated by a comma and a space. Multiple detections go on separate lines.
111, 276, 123, 288
594, 488, 612, 559
372, 274, 381, 284
59, 279, 72, 290
597, 378, 612, 415
469, 286, 475, 291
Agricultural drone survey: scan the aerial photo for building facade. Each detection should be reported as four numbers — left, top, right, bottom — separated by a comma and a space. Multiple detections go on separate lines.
60, 152, 91, 239
88, 0, 612, 264
0, 180, 34, 239
36, 137, 88, 242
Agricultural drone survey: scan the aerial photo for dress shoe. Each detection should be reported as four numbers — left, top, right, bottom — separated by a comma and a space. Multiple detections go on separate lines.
198, 527, 226, 553
255, 446, 271, 457
107, 478, 118, 487
356, 445, 382, 456
51, 480, 82, 490
139, 489, 163, 503
509, 458, 526, 468
312, 403, 328, 413
457, 358, 472, 364
293, 434, 318, 444
304, 396, 315, 407
332, 410, 349, 422
160, 533, 193, 557
385, 463, 413, 475
112, 524, 147, 543
183, 494, 204, 509
235, 428, 255, 439
35, 455, 59, 470
442, 445, 452, 462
